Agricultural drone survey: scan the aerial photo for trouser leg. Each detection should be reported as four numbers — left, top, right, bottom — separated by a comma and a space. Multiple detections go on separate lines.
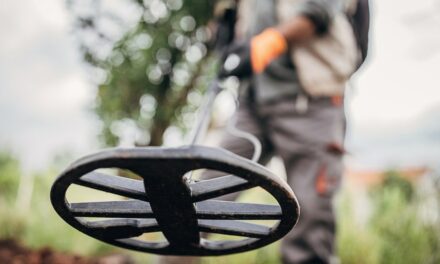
264, 97, 345, 264
280, 152, 343, 264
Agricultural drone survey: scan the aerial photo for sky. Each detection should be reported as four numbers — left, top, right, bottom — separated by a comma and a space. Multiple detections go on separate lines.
0, 0, 99, 172
0, 0, 439, 173
348, 0, 440, 125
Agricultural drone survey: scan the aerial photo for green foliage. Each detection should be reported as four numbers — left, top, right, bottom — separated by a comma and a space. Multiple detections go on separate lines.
0, 157, 116, 256
336, 191, 380, 264
0, 151, 25, 239
19, 169, 115, 255
70, 0, 218, 147
0, 206, 26, 239
370, 173, 440, 264
372, 170, 414, 202
338, 172, 440, 264
0, 151, 21, 201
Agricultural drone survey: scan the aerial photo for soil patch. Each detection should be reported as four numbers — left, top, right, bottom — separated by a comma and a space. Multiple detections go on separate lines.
0, 239, 133, 264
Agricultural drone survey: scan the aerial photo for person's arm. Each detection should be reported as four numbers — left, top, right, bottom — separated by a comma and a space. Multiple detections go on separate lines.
277, 16, 316, 44
220, 0, 340, 78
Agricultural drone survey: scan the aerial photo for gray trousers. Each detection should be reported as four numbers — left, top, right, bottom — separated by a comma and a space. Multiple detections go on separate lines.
158, 94, 345, 264
215, 94, 345, 264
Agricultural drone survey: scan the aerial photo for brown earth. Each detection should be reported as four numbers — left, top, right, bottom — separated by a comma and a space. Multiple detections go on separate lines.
0, 239, 134, 264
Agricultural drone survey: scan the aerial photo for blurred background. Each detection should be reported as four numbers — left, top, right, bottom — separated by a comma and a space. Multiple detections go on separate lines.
0, 0, 439, 263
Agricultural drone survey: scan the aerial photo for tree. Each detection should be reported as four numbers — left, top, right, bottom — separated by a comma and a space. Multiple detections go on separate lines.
68, 0, 217, 146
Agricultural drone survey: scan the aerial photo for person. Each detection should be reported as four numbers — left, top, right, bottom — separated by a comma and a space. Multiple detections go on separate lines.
160, 0, 369, 263
216, 0, 370, 262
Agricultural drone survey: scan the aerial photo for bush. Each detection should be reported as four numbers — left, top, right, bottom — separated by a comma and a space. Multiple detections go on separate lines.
0, 159, 116, 257
338, 172, 440, 264
0, 151, 21, 202
337, 190, 380, 264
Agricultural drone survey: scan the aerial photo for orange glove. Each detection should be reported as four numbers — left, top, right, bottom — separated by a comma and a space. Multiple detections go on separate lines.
250, 28, 288, 73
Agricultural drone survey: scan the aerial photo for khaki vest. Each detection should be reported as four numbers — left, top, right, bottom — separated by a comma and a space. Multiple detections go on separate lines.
236, 0, 359, 97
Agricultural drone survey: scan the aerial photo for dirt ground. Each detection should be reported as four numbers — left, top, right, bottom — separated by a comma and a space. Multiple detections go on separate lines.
0, 239, 134, 264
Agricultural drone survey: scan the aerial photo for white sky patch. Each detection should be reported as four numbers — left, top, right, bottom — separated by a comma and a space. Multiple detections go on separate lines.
348, 0, 440, 126
0, 0, 99, 172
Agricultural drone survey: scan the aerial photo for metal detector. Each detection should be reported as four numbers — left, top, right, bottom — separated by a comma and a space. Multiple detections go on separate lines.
50, 79, 300, 256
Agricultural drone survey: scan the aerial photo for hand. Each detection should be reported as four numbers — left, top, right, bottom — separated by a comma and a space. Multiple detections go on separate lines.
218, 28, 288, 79
218, 41, 253, 79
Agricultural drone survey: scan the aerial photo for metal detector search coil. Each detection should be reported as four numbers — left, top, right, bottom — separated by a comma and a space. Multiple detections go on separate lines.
50, 146, 299, 256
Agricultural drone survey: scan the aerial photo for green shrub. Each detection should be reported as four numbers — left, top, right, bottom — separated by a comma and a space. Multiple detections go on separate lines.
338, 172, 440, 264
0, 151, 21, 202
337, 190, 380, 264
0, 162, 116, 256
